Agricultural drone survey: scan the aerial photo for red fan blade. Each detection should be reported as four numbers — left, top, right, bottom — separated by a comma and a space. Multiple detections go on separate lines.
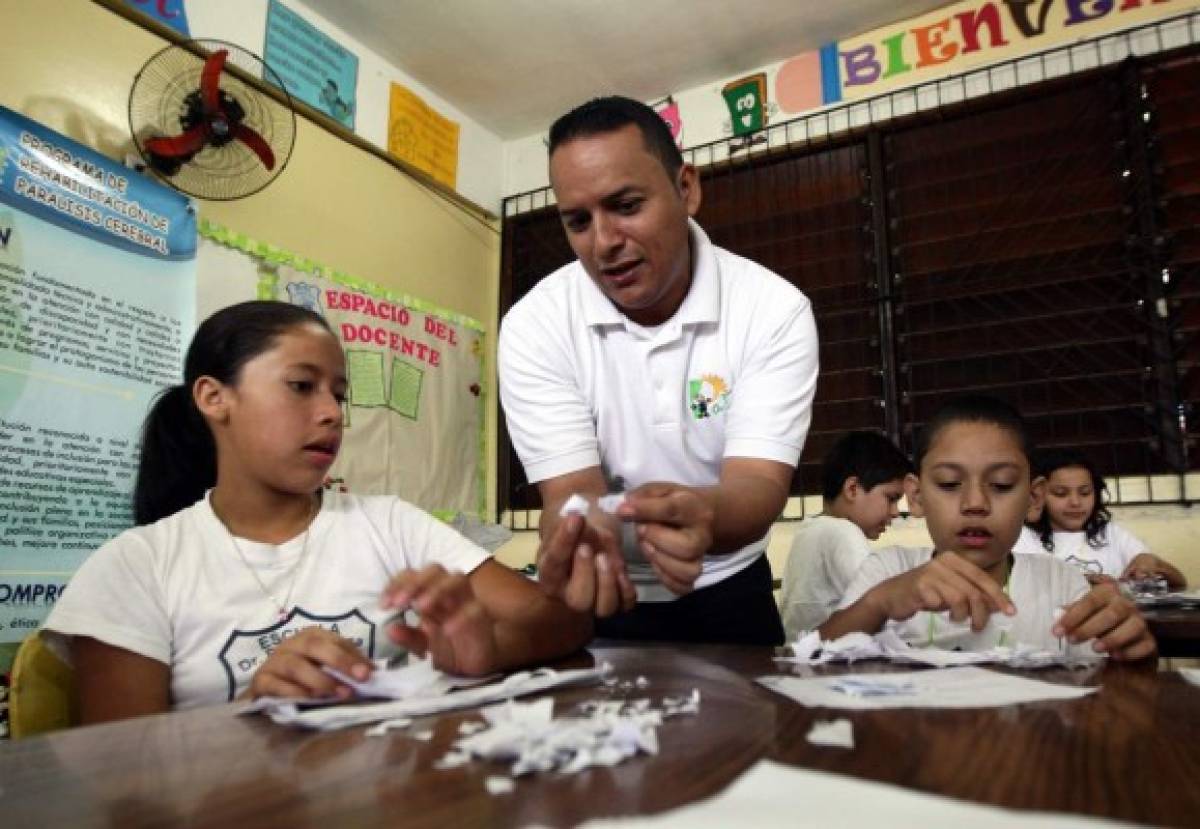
232, 122, 276, 170
201, 49, 229, 113
144, 123, 210, 158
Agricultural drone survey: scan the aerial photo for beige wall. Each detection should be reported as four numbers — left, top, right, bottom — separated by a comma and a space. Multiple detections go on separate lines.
2, 0, 503, 514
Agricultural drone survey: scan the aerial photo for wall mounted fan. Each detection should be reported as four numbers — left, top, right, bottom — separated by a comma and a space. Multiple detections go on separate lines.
129, 39, 296, 200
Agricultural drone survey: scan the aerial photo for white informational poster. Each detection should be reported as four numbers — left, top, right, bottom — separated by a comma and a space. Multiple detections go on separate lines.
0, 105, 196, 645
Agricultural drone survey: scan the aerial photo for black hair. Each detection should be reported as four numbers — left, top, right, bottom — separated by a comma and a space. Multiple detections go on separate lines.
914, 395, 1033, 471
821, 431, 913, 501
548, 96, 684, 179
132, 300, 332, 526
1028, 447, 1111, 551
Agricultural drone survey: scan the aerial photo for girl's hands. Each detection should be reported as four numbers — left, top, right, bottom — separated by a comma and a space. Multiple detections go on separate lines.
381, 564, 499, 676
1054, 581, 1156, 660
1121, 553, 1177, 584
248, 627, 373, 700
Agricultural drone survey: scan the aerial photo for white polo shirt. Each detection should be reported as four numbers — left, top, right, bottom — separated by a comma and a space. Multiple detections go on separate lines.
499, 219, 819, 600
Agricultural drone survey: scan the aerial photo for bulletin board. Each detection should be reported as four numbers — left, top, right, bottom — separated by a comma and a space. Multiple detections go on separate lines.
198, 221, 485, 518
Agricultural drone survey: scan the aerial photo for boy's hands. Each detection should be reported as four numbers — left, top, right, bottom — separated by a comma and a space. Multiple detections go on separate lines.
865, 552, 1017, 631
381, 564, 500, 676
1054, 581, 1156, 660
249, 627, 372, 700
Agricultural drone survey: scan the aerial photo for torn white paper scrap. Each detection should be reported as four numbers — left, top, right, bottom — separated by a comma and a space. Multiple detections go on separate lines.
485, 776, 515, 795
364, 717, 413, 738
559, 494, 590, 517
598, 492, 627, 514
575, 760, 1137, 828
806, 719, 854, 749
757, 666, 1097, 711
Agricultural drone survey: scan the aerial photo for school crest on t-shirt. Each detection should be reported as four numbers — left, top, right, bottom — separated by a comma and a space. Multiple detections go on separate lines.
688, 373, 730, 420
217, 607, 377, 700
1064, 555, 1104, 576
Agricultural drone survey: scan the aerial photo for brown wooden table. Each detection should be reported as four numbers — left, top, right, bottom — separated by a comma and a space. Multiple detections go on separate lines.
2, 644, 1199, 828
1143, 607, 1200, 657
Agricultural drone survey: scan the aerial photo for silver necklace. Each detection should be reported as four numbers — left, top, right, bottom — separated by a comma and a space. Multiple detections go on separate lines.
220, 500, 318, 621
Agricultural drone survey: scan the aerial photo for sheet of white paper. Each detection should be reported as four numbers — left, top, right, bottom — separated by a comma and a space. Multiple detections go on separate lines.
806, 719, 854, 749
576, 760, 1138, 828
757, 666, 1096, 710
241, 664, 611, 730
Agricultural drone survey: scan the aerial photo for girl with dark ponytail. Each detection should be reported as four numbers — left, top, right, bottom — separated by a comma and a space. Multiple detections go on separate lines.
44, 300, 590, 723
133, 300, 320, 525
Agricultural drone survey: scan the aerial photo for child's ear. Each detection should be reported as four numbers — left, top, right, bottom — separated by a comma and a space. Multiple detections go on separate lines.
841, 476, 861, 502
1027, 475, 1047, 522
903, 473, 924, 518
193, 375, 231, 424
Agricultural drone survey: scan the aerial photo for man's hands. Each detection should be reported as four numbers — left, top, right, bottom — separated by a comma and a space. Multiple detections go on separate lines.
534, 481, 717, 616
864, 552, 1016, 632
1055, 580, 1157, 661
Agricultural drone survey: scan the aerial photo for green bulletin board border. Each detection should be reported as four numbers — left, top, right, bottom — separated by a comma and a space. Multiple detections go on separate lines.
198, 219, 488, 520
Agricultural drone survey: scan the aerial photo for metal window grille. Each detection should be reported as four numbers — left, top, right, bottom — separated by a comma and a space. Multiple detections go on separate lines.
498, 12, 1200, 527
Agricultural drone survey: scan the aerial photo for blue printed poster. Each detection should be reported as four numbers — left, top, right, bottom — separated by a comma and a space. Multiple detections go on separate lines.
264, 0, 358, 129
0, 105, 196, 646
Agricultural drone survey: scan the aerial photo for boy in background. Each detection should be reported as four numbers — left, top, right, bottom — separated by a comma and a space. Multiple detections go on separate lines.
779, 431, 912, 639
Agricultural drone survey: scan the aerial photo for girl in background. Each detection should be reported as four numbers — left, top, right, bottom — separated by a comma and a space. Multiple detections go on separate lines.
43, 300, 590, 723
1016, 448, 1186, 588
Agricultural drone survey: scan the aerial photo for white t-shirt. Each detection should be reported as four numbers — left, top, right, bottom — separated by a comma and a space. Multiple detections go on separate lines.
837, 546, 1093, 654
499, 219, 819, 600
1013, 523, 1147, 579
42, 491, 489, 709
779, 515, 872, 639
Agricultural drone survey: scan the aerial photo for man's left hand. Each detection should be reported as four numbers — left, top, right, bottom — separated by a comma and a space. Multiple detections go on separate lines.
618, 483, 714, 595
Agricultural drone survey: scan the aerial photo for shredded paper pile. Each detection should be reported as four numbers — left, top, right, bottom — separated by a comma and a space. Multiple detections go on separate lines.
779, 628, 1102, 670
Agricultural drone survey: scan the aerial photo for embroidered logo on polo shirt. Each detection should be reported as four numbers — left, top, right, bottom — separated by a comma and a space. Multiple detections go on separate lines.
688, 374, 730, 419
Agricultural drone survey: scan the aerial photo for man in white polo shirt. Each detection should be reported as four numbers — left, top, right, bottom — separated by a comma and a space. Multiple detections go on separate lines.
498, 96, 819, 644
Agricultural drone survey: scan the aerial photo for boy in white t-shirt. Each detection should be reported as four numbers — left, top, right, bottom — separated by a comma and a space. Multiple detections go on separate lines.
779, 432, 912, 639
820, 396, 1156, 660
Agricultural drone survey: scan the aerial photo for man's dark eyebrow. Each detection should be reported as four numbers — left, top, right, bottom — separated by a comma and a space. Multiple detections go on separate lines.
599, 186, 641, 205
557, 186, 644, 220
